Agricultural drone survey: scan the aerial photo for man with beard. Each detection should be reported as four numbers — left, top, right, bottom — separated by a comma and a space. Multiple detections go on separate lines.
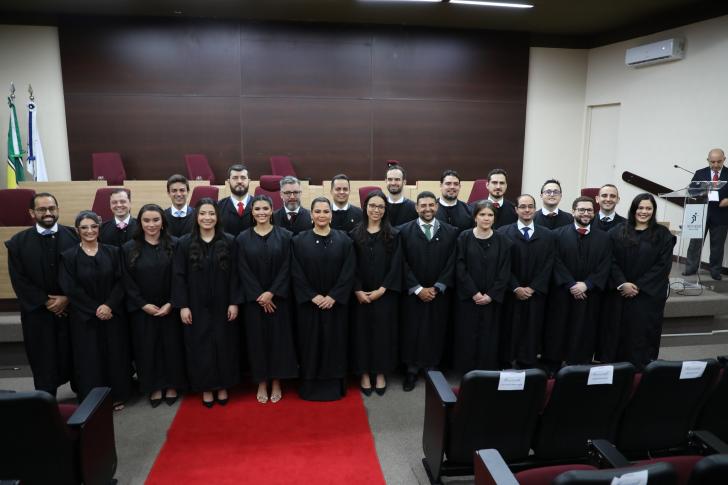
533, 179, 574, 230
482, 168, 517, 229
5, 193, 79, 395
435, 169, 473, 233
542, 196, 611, 370
330, 174, 363, 233
99, 188, 138, 247
273, 175, 313, 235
219, 164, 254, 236
498, 194, 556, 368
398, 191, 458, 391
164, 174, 195, 237
593, 184, 626, 232
384, 164, 418, 227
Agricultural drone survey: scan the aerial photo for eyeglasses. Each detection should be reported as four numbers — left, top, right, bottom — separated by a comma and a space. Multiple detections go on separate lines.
516, 204, 535, 210
34, 206, 58, 213
367, 204, 386, 211
282, 191, 302, 197
542, 190, 561, 196
575, 208, 595, 214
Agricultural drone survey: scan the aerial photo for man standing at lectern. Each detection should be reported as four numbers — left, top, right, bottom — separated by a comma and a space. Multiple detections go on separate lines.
684, 148, 728, 280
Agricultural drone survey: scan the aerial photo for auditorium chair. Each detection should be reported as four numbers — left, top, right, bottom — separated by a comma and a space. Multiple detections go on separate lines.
254, 175, 284, 210
91, 187, 126, 222
189, 185, 220, 208
92, 152, 126, 185
695, 356, 728, 442
0, 387, 118, 485
269, 155, 297, 177
580, 188, 601, 211
0, 188, 36, 226
688, 453, 728, 485
467, 179, 489, 204
358, 185, 381, 204
422, 369, 547, 484
185, 154, 216, 184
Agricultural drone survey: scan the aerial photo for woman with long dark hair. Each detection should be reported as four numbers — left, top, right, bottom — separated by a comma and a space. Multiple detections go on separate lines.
598, 193, 676, 368
291, 196, 356, 401
237, 195, 298, 404
122, 204, 187, 407
172, 197, 241, 407
60, 210, 131, 410
350, 190, 402, 396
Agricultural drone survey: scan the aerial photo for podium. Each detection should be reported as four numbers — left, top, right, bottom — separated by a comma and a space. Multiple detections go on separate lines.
660, 180, 726, 293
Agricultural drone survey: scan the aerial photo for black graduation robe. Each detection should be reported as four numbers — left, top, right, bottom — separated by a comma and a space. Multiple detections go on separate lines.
331, 205, 363, 234
598, 224, 676, 367
543, 225, 612, 365
5, 226, 78, 394
218, 196, 253, 237
164, 207, 195, 238
593, 213, 626, 232
59, 244, 132, 403
273, 207, 313, 235
99, 217, 138, 247
399, 220, 458, 368
172, 233, 242, 392
497, 223, 556, 367
291, 229, 355, 401
387, 198, 418, 227
236, 226, 298, 383
533, 210, 574, 230
350, 228, 403, 375
453, 230, 511, 372
436, 200, 473, 233
122, 238, 187, 394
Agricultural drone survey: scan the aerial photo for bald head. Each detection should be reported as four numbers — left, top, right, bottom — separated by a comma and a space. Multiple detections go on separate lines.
708, 148, 726, 173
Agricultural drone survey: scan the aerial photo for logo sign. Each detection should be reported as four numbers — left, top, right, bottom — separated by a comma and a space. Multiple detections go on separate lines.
682, 204, 705, 239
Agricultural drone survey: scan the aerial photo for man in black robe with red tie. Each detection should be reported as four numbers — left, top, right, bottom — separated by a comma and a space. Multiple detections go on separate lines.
218, 164, 253, 236
273, 176, 313, 235
533, 179, 573, 230
5, 193, 78, 395
472, 168, 517, 229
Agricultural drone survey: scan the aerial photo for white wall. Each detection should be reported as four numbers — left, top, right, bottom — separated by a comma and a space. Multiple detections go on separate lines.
0, 25, 71, 184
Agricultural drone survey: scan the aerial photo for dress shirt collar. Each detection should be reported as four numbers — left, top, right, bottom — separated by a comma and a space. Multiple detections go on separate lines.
517, 220, 535, 234
387, 195, 404, 204
172, 205, 189, 217
286, 206, 301, 215
598, 210, 614, 222
574, 223, 591, 234
488, 195, 504, 205
417, 218, 439, 233
36, 223, 58, 235
541, 207, 560, 216
332, 203, 350, 211
229, 194, 251, 208
438, 197, 457, 207
115, 214, 131, 226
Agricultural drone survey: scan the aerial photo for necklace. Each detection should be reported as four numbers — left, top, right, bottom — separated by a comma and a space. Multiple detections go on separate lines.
80, 243, 98, 255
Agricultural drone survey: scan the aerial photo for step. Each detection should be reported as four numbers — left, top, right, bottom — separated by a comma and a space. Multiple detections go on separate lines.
0, 312, 22, 343
665, 288, 728, 318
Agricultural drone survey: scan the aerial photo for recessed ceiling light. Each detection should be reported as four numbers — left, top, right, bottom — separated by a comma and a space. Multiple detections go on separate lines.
450, 0, 533, 8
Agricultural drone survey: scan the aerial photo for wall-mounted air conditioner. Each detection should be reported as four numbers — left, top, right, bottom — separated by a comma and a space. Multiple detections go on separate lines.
625, 38, 684, 68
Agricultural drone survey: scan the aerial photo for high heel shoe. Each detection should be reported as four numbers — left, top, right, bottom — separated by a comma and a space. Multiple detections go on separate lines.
360, 385, 373, 397
202, 395, 214, 408
375, 384, 387, 396
165, 395, 179, 406
149, 396, 163, 408
216, 396, 229, 406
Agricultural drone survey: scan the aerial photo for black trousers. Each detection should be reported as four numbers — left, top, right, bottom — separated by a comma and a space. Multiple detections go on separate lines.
686, 224, 728, 273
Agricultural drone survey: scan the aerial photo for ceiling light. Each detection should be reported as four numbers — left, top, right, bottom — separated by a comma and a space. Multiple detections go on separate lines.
450, 0, 533, 8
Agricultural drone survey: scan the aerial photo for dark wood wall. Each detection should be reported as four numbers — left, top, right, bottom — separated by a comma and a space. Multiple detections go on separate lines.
60, 18, 529, 186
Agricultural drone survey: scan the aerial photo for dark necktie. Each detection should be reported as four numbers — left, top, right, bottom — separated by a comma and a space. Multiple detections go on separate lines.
423, 223, 432, 241
492, 202, 500, 209
288, 212, 297, 224
522, 227, 530, 240
547, 212, 557, 218
576, 227, 587, 236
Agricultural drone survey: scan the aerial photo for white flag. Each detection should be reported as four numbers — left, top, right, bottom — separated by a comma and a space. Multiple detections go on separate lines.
27, 99, 48, 181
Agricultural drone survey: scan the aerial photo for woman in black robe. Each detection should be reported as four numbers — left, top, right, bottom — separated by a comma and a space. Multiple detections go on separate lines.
351, 190, 402, 396
59, 211, 131, 410
237, 195, 298, 404
599, 193, 676, 368
122, 204, 187, 407
453, 200, 511, 372
172, 197, 241, 407
291, 196, 356, 401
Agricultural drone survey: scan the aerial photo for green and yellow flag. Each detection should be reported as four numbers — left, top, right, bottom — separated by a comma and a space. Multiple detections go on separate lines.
6, 96, 25, 188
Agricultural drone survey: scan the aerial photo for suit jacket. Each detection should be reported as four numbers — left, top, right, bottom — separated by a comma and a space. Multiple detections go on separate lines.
218, 195, 253, 237
99, 217, 138, 247
592, 213, 626, 232
691, 166, 728, 227
273, 207, 313, 235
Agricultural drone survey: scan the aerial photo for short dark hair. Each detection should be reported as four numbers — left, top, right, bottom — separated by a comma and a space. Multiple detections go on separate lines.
541, 179, 562, 193
30, 192, 58, 209
249, 194, 274, 225
416, 191, 437, 204
385, 164, 406, 180
487, 168, 507, 182
440, 169, 460, 184
74, 210, 101, 228
109, 188, 131, 200
471, 200, 496, 220
517, 194, 536, 206
572, 196, 596, 210
330, 174, 350, 189
227, 164, 248, 179
310, 196, 332, 211
167, 174, 189, 191
599, 183, 618, 194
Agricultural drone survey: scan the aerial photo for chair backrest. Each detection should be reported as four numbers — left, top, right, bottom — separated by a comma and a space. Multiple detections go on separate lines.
0, 188, 36, 226
269, 155, 296, 177
185, 154, 215, 184
467, 179, 490, 204
689, 454, 728, 485
189, 185, 220, 208
0, 390, 76, 483
91, 152, 126, 185
617, 359, 720, 454
91, 187, 129, 222
534, 363, 636, 460
447, 369, 547, 463
580, 187, 601, 212
254, 175, 284, 210
696, 361, 728, 442
552, 462, 677, 485
358, 186, 381, 205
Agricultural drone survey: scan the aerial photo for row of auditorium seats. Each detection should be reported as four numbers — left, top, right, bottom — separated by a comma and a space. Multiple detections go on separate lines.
422, 358, 728, 484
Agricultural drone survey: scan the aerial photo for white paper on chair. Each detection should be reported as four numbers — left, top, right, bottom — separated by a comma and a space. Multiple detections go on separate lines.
610, 469, 648, 485
680, 360, 707, 379
498, 371, 526, 391
587, 365, 614, 385
709, 190, 720, 202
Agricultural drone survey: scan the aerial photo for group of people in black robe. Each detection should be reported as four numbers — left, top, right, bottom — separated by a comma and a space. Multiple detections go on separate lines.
6, 162, 680, 409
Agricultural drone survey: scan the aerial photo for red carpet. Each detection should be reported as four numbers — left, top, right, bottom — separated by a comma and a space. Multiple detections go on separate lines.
146, 385, 386, 484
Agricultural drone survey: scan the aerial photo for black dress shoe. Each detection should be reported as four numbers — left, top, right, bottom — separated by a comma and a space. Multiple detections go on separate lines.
216, 396, 229, 406
165, 395, 179, 406
202, 398, 214, 408
712, 271, 723, 280
360, 385, 373, 397
149, 396, 163, 408
403, 373, 417, 392
682, 270, 697, 276
375, 385, 387, 396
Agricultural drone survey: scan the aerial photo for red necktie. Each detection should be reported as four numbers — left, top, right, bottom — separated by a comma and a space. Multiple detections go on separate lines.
237, 201, 244, 217
713, 171, 719, 188
576, 227, 587, 236
492, 202, 500, 209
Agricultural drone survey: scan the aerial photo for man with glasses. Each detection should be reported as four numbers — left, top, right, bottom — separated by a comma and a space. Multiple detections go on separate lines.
498, 194, 556, 369
542, 196, 612, 371
330, 174, 363, 233
273, 175, 313, 235
219, 163, 253, 236
534, 179, 573, 230
593, 184, 626, 232
5, 193, 79, 396
435, 169, 473, 233
99, 188, 137, 247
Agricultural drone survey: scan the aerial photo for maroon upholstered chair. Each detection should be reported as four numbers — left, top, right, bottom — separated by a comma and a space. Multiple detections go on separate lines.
91, 152, 126, 185
189, 185, 220, 208
358, 186, 382, 205
468, 179, 490, 204
185, 154, 215, 184
254, 175, 284, 210
581, 187, 601, 212
0, 188, 36, 226
91, 187, 126, 222
269, 156, 297, 177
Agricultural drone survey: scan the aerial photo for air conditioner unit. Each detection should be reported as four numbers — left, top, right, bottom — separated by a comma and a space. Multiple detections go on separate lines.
625, 38, 684, 67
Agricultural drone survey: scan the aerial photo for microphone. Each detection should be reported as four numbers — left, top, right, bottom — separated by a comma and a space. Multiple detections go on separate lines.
674, 164, 695, 175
